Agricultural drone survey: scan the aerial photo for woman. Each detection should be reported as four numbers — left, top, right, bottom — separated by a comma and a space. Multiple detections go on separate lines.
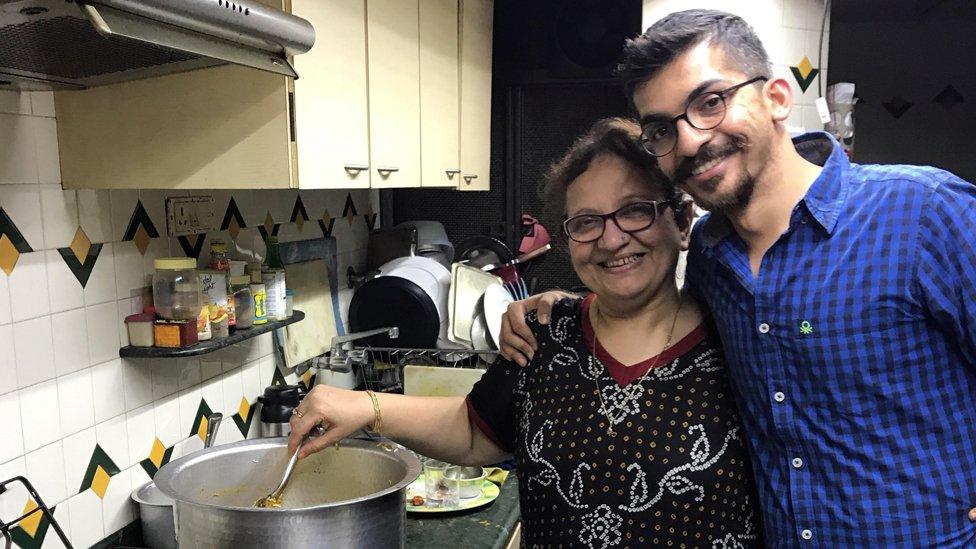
290, 118, 760, 548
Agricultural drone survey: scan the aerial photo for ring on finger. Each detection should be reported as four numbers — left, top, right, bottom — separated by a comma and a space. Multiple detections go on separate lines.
292, 408, 304, 419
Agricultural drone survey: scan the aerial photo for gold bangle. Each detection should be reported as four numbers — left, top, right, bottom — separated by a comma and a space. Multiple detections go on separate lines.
365, 390, 382, 433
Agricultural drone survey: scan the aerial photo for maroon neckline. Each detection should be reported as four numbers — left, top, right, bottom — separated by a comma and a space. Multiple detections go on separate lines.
581, 294, 707, 388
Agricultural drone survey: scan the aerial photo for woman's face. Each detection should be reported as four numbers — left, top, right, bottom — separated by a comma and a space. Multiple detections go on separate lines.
565, 154, 691, 306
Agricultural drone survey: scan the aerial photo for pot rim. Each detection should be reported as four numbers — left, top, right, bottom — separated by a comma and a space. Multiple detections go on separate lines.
153, 436, 422, 512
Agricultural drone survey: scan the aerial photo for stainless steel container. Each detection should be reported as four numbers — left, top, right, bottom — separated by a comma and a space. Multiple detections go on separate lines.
153, 437, 421, 548
131, 481, 177, 549
445, 466, 487, 499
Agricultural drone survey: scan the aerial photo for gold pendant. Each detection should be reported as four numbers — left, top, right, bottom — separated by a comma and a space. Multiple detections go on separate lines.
607, 427, 616, 437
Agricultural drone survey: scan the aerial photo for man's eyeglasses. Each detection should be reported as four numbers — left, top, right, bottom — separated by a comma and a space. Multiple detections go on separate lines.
639, 76, 768, 157
562, 201, 673, 243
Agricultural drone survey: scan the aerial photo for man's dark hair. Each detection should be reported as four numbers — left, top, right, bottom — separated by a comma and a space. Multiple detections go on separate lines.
541, 117, 682, 245
618, 9, 772, 102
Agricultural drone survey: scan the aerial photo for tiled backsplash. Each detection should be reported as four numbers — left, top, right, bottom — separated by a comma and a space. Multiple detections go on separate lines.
0, 90, 376, 548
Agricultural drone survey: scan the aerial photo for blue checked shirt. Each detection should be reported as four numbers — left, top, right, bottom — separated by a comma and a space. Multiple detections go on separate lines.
686, 132, 976, 547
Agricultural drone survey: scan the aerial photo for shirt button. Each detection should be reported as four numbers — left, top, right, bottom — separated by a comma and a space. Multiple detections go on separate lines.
801, 529, 813, 540
792, 457, 803, 469
758, 322, 770, 334
800, 216, 808, 224
773, 391, 786, 402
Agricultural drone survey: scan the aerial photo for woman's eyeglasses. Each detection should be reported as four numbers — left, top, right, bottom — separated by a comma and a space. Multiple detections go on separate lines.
563, 201, 673, 243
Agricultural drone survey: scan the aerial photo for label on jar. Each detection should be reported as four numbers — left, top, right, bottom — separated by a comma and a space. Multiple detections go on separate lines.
252, 285, 268, 325
262, 269, 287, 321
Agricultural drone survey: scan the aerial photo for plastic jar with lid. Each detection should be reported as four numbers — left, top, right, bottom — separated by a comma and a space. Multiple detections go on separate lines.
153, 258, 201, 321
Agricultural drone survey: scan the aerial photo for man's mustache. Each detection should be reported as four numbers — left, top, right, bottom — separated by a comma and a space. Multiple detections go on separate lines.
672, 137, 747, 185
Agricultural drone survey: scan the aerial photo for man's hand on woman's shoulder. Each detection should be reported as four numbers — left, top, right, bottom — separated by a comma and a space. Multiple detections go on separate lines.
499, 290, 578, 366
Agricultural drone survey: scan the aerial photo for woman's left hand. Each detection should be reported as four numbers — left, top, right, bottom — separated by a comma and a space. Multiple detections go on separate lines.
287, 384, 375, 459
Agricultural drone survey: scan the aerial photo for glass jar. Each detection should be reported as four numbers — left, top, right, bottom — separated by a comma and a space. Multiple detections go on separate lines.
229, 275, 254, 329
152, 258, 201, 321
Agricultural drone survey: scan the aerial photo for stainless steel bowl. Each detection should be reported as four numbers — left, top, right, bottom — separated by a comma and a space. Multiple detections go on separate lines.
131, 481, 176, 549
445, 466, 487, 499
154, 437, 421, 548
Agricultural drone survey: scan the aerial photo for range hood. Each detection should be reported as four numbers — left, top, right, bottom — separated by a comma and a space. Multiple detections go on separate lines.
0, 0, 316, 90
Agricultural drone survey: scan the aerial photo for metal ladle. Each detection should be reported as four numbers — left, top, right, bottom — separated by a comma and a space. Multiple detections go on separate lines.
255, 424, 325, 508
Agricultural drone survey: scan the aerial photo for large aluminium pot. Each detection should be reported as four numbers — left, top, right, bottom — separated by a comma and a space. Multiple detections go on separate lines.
153, 437, 421, 548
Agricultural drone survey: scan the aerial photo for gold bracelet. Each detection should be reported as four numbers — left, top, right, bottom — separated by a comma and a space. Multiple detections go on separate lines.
365, 390, 382, 433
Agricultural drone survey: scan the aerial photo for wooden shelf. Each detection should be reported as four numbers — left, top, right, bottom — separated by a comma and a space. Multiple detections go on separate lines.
119, 311, 305, 359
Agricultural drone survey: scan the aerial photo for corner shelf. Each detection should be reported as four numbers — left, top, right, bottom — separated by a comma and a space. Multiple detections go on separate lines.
119, 310, 305, 358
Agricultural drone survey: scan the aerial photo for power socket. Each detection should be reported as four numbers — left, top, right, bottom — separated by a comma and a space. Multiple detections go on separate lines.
166, 195, 216, 237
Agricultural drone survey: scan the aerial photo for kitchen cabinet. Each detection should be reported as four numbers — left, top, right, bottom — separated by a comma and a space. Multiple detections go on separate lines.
458, 0, 494, 192
52, 0, 492, 191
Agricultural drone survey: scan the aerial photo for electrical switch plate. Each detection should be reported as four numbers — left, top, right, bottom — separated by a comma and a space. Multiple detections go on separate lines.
166, 195, 216, 236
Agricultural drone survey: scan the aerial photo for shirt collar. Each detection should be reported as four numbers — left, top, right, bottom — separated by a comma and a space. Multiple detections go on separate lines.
700, 132, 849, 249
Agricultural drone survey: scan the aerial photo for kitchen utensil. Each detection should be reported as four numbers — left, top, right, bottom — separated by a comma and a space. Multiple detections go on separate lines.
255, 425, 325, 508
422, 460, 458, 507
366, 227, 417, 272
154, 437, 421, 548
403, 365, 487, 397
395, 221, 454, 269
405, 474, 500, 513
445, 466, 488, 499
482, 283, 513, 350
448, 263, 503, 345
257, 385, 305, 438
454, 236, 514, 269
470, 310, 495, 353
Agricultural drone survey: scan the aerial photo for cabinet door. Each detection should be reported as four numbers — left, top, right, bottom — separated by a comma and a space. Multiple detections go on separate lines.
419, 0, 461, 188
458, 0, 493, 192
292, 0, 371, 189
367, 0, 422, 188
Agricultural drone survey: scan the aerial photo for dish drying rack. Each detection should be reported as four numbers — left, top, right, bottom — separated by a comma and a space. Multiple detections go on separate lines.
312, 327, 500, 393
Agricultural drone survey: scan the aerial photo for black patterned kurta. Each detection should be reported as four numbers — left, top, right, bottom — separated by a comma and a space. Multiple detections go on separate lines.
467, 297, 761, 548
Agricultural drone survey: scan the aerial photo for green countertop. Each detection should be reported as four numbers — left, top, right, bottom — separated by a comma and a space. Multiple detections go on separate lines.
405, 474, 520, 549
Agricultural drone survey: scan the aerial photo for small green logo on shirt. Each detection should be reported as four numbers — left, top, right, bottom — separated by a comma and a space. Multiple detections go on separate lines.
800, 320, 813, 335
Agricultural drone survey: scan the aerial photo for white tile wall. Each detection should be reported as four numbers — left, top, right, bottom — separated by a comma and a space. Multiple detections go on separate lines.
0, 89, 375, 546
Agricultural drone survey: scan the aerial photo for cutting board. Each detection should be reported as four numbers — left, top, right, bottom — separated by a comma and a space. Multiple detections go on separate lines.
282, 259, 338, 368
403, 365, 486, 397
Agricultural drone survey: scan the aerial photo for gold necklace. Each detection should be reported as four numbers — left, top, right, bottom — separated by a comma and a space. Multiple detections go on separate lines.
593, 296, 683, 437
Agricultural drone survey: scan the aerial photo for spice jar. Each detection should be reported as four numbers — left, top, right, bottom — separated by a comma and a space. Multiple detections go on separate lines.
229, 276, 253, 329
152, 258, 201, 321
251, 282, 268, 325
124, 313, 155, 347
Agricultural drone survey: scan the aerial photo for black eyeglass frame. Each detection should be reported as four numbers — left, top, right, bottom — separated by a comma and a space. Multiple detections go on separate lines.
639, 76, 769, 157
562, 200, 674, 244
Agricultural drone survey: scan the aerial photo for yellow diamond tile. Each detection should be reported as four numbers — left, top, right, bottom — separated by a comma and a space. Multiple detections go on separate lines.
149, 437, 167, 468
796, 56, 814, 79
19, 499, 41, 538
264, 212, 275, 235
295, 215, 305, 232
68, 226, 92, 263
0, 234, 19, 275
197, 415, 209, 442
91, 465, 111, 499
238, 397, 250, 419
322, 210, 333, 226
133, 225, 151, 255
227, 217, 241, 242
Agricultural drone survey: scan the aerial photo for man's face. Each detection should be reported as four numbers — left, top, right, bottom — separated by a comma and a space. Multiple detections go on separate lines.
632, 42, 775, 214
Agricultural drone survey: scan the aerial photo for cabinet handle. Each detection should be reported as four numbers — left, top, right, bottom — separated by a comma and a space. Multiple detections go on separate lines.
463, 174, 478, 184
445, 169, 461, 179
344, 164, 369, 175
376, 166, 400, 177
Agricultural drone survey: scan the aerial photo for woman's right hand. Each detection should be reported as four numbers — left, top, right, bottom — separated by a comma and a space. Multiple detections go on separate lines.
500, 290, 577, 366
288, 385, 375, 459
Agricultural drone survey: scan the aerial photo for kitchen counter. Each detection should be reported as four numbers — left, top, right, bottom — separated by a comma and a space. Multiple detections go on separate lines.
406, 474, 521, 549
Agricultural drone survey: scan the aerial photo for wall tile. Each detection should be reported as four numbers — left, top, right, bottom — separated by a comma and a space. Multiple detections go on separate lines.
177, 357, 201, 390
29, 91, 55, 118
46, 250, 84, 313
65, 488, 104, 548
199, 375, 224, 419
200, 354, 223, 382
124, 404, 155, 470
128, 460, 151, 492
8, 250, 50, 322
154, 393, 182, 448
101, 467, 133, 536
44, 501, 72, 549
173, 427, 203, 459
13, 315, 55, 387
51, 308, 90, 377
137, 190, 169, 239
177, 386, 202, 444
95, 414, 130, 471
121, 359, 152, 412
91, 359, 124, 423
61, 427, 95, 493
0, 90, 32, 115
77, 189, 113, 245
19, 379, 62, 452
782, 0, 807, 28
140, 236, 169, 283
25, 441, 67, 504
0, 324, 16, 395
117, 296, 138, 348
0, 457, 28, 526
258, 355, 276, 390
0, 271, 10, 324
39, 184, 77, 248
32, 117, 61, 184
0, 391, 24, 463
151, 359, 179, 400
113, 240, 146, 300
242, 359, 263, 403
83, 242, 117, 306
0, 114, 38, 184
86, 302, 120, 366
57, 368, 95, 437
108, 189, 139, 244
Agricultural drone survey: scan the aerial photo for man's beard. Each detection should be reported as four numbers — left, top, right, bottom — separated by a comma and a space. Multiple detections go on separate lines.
672, 135, 755, 215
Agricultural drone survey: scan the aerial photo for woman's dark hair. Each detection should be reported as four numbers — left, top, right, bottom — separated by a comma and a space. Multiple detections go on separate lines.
618, 9, 772, 103
540, 117, 683, 245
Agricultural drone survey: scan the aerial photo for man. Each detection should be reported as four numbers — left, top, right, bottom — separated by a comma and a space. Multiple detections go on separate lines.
501, 9, 976, 547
